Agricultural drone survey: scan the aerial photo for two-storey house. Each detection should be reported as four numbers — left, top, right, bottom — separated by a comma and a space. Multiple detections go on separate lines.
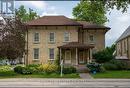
25, 16, 110, 65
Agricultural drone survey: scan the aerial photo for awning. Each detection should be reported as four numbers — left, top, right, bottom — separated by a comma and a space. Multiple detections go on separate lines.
58, 42, 94, 49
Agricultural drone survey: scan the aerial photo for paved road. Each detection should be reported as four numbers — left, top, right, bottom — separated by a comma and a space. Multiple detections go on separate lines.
0, 78, 130, 88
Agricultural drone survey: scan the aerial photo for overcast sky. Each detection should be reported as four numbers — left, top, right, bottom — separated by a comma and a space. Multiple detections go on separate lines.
15, 1, 130, 47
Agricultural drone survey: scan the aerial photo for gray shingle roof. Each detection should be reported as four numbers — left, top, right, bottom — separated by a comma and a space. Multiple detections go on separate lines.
116, 26, 130, 42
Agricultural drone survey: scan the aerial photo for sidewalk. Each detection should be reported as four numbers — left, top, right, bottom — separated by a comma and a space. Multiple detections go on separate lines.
0, 78, 130, 88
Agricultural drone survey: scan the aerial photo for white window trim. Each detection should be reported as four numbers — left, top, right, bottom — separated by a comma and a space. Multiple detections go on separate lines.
33, 32, 40, 44
33, 48, 40, 60
63, 32, 70, 42
48, 32, 55, 43
48, 48, 55, 60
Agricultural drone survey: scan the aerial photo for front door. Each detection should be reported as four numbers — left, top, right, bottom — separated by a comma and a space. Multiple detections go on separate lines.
79, 51, 84, 64
65, 50, 71, 64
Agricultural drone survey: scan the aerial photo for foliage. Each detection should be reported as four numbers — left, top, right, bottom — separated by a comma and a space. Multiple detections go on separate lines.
38, 63, 58, 74
0, 17, 26, 60
93, 44, 115, 63
63, 66, 76, 74
0, 65, 12, 72
15, 5, 39, 22
73, 1, 130, 24
73, 1, 107, 24
14, 66, 32, 74
87, 62, 105, 73
26, 64, 40, 73
14, 66, 24, 74
103, 59, 128, 70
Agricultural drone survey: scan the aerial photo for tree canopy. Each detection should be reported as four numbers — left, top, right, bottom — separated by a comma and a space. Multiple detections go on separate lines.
73, 1, 130, 24
15, 5, 39, 22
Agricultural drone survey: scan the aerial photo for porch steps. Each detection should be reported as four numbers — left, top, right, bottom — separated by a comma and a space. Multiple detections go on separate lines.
75, 65, 89, 73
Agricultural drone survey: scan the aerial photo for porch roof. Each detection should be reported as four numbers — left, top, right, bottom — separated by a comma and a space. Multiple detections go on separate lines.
58, 42, 94, 49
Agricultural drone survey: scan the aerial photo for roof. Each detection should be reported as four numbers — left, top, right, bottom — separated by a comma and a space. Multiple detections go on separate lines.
58, 42, 94, 49
27, 16, 82, 26
77, 21, 110, 29
116, 26, 130, 42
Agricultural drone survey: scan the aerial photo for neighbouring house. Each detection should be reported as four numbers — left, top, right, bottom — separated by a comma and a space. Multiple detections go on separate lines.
116, 26, 130, 60
25, 16, 110, 65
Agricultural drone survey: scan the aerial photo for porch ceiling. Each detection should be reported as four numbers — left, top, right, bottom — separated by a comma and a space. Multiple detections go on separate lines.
58, 42, 94, 49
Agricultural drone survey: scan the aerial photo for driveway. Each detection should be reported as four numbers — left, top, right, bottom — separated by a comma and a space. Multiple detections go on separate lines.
0, 78, 130, 88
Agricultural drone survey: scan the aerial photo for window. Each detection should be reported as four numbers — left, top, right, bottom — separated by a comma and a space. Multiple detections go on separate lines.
89, 35, 94, 42
49, 48, 54, 59
34, 33, 40, 43
49, 32, 55, 43
33, 48, 39, 60
64, 32, 70, 42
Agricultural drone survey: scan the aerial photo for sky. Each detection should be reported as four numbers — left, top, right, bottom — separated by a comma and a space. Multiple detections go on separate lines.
15, 1, 130, 47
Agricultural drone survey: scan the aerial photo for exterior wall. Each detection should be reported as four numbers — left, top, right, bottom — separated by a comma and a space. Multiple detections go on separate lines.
116, 36, 130, 59
26, 26, 79, 64
83, 29, 106, 52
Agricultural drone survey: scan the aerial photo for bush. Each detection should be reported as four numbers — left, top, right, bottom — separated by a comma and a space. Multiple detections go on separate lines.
14, 66, 32, 74
87, 62, 105, 73
38, 63, 58, 74
63, 66, 76, 74
26, 64, 40, 73
0, 65, 12, 72
93, 50, 114, 63
103, 59, 128, 70
14, 66, 23, 74
21, 67, 32, 75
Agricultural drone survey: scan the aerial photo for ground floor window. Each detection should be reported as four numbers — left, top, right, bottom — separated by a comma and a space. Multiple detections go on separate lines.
49, 48, 54, 60
33, 48, 39, 60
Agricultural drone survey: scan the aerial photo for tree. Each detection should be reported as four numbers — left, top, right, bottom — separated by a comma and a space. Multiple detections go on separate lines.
15, 5, 39, 22
73, 1, 130, 24
0, 17, 26, 61
93, 44, 116, 63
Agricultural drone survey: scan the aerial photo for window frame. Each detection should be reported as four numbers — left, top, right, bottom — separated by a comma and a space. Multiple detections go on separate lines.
49, 32, 55, 43
33, 48, 40, 60
49, 48, 55, 60
34, 32, 40, 43
64, 32, 70, 42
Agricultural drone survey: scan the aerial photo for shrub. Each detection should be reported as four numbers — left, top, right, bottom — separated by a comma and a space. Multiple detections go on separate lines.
103, 59, 128, 70
38, 63, 58, 74
21, 67, 32, 75
14, 66, 32, 74
87, 62, 105, 73
26, 64, 40, 73
0, 65, 12, 72
63, 66, 76, 74
14, 66, 23, 74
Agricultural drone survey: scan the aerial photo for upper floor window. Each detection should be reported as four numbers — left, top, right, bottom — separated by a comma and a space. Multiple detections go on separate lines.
34, 33, 40, 43
49, 32, 55, 43
33, 48, 39, 60
49, 48, 54, 60
89, 35, 94, 42
64, 32, 70, 42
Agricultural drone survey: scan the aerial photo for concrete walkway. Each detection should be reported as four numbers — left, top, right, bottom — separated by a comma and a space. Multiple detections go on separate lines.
79, 73, 93, 79
0, 78, 130, 88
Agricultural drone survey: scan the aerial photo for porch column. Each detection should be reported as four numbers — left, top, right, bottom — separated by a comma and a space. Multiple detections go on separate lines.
76, 48, 78, 65
60, 48, 62, 62
89, 48, 92, 63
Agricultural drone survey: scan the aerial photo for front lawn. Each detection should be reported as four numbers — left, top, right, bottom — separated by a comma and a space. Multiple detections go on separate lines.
0, 71, 80, 79
91, 70, 130, 78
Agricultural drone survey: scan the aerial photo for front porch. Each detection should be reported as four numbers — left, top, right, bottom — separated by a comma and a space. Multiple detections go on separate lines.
58, 42, 94, 66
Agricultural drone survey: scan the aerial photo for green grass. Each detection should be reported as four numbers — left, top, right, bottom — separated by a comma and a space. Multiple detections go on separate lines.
0, 71, 80, 79
91, 70, 130, 78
